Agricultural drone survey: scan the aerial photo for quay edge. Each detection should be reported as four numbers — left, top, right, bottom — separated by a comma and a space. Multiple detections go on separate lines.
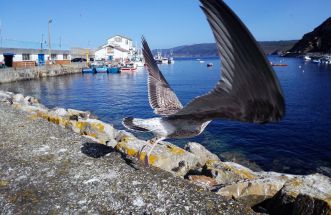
0, 63, 85, 84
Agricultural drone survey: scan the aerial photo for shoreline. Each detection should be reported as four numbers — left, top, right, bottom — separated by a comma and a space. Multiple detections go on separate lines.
1, 90, 330, 214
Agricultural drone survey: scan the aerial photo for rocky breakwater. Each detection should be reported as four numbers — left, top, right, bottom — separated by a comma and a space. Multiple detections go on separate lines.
1, 90, 330, 215
0, 63, 84, 84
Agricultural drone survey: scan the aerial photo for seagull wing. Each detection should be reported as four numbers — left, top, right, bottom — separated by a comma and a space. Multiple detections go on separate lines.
172, 0, 285, 123
142, 37, 183, 116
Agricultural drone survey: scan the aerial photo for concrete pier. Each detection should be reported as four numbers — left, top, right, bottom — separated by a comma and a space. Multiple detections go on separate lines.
0, 103, 255, 214
0, 63, 84, 84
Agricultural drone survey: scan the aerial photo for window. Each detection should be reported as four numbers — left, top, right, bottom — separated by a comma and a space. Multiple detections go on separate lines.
63, 54, 68, 60
22, 53, 30, 61
125, 39, 128, 45
115, 37, 122, 42
51, 54, 57, 60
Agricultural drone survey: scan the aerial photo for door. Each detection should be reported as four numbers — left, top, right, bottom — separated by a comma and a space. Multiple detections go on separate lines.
3, 53, 14, 67
38, 54, 45, 65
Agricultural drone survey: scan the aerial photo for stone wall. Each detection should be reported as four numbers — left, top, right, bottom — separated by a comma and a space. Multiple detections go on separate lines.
0, 63, 84, 84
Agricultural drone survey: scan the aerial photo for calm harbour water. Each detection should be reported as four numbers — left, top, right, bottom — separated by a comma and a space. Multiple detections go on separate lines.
1, 56, 331, 175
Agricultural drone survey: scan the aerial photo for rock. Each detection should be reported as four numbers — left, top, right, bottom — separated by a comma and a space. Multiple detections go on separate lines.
202, 160, 257, 185
288, 17, 331, 54
24, 96, 39, 105
219, 151, 263, 172
114, 133, 200, 176
0, 91, 13, 104
188, 175, 218, 190
262, 173, 331, 215
68, 118, 117, 145
12, 93, 25, 104
69, 115, 79, 121
67, 108, 90, 119
217, 173, 292, 207
184, 142, 220, 166
52, 108, 68, 117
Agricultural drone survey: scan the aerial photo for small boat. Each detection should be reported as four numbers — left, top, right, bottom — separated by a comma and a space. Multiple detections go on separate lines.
95, 66, 108, 73
107, 67, 120, 73
168, 57, 175, 64
162, 58, 169, 64
271, 63, 288, 67
304, 56, 311, 61
82, 67, 96, 73
199, 60, 205, 63
207, 63, 213, 67
120, 63, 137, 72
312, 59, 321, 64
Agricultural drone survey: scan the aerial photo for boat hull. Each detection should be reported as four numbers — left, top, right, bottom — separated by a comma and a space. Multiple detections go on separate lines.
107, 67, 120, 73
82, 68, 96, 73
120, 67, 137, 72
95, 67, 108, 73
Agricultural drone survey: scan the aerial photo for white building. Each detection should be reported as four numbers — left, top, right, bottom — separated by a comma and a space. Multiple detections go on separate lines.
0, 48, 70, 67
95, 35, 135, 61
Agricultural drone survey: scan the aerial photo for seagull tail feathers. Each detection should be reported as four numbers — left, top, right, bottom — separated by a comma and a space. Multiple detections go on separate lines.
122, 117, 149, 132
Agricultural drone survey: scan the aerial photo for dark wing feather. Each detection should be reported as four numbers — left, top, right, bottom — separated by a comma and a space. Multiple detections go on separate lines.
142, 37, 183, 116
172, 0, 285, 123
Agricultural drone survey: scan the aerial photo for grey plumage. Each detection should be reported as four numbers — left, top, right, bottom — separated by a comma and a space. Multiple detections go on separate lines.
123, 0, 285, 164
142, 39, 183, 116
172, 0, 285, 123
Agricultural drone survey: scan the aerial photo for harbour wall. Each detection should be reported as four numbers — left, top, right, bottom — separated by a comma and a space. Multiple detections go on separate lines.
0, 63, 85, 84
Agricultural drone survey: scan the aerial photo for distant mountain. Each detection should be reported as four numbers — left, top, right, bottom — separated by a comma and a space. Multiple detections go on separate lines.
153, 40, 297, 58
287, 17, 331, 55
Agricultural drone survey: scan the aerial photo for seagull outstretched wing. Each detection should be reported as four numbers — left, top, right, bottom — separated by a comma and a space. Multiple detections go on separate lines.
172, 0, 285, 123
142, 37, 183, 116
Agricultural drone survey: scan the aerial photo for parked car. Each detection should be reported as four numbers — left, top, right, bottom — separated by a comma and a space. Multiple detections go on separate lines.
71, 58, 87, 62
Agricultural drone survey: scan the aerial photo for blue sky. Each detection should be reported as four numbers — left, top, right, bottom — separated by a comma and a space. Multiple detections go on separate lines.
0, 0, 330, 49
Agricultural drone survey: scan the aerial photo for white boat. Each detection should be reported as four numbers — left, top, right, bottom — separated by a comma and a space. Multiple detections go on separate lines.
168, 57, 175, 64
304, 56, 311, 61
162, 58, 169, 64
199, 60, 205, 63
154, 51, 172, 64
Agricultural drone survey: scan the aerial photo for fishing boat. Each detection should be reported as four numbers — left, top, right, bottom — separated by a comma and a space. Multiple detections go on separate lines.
82, 67, 96, 73
271, 63, 288, 67
168, 57, 175, 64
304, 55, 311, 61
120, 63, 137, 72
107, 66, 120, 73
95, 66, 108, 73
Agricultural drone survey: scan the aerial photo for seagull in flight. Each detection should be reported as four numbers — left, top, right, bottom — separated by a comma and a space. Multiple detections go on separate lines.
123, 0, 285, 165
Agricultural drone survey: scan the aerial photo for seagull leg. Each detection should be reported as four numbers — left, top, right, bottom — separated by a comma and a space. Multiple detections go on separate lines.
136, 137, 157, 161
144, 137, 165, 166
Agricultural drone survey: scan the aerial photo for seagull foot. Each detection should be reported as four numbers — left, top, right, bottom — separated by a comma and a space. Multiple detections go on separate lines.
144, 154, 150, 166
136, 144, 147, 162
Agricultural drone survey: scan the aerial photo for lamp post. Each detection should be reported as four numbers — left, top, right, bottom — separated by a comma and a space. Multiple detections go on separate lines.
0, 19, 2, 48
48, 19, 52, 63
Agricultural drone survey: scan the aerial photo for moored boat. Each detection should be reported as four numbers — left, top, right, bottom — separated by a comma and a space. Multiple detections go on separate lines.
82, 67, 96, 73
207, 63, 213, 67
168, 57, 175, 64
95, 66, 108, 73
304, 55, 311, 61
107, 67, 120, 73
271, 63, 288, 67
120, 63, 137, 72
